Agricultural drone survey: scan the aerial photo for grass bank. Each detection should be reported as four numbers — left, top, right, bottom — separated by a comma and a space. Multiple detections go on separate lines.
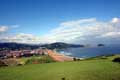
0, 58, 120, 80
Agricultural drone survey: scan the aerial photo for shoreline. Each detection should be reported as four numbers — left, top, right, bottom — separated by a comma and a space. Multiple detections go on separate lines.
45, 49, 73, 62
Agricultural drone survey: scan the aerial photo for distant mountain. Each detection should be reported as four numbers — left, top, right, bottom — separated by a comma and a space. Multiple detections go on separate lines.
41, 42, 84, 49
0, 43, 40, 50
0, 42, 84, 50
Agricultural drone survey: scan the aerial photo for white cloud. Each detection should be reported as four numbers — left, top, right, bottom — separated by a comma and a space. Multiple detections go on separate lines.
99, 32, 120, 38
0, 33, 41, 44
111, 17, 120, 23
11, 25, 20, 28
0, 25, 19, 33
0, 26, 8, 33
40, 17, 120, 44
0, 18, 120, 44
9, 33, 41, 44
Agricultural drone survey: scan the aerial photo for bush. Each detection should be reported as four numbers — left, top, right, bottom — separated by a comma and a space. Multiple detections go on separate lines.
73, 57, 81, 61
17, 60, 26, 65
112, 57, 120, 63
42, 56, 56, 63
73, 57, 77, 61
3, 59, 19, 66
0, 60, 7, 67
25, 56, 55, 64
25, 58, 38, 64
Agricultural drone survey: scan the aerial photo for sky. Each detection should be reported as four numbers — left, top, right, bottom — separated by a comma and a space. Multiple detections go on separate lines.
0, 0, 120, 44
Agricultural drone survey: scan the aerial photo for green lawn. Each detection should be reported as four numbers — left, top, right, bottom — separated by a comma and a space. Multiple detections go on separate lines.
0, 59, 120, 80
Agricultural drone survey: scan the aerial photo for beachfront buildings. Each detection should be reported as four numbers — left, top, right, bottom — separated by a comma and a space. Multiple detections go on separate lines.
0, 48, 46, 59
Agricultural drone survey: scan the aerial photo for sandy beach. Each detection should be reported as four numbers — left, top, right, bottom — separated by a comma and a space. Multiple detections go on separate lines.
45, 49, 73, 62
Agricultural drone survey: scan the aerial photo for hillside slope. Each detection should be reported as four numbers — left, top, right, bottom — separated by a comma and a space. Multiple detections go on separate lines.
0, 59, 120, 80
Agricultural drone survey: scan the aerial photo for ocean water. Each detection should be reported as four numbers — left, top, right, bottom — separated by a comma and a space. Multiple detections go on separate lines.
57, 46, 120, 58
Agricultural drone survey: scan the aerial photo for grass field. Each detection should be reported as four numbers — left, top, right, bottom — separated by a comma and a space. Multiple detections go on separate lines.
0, 58, 120, 80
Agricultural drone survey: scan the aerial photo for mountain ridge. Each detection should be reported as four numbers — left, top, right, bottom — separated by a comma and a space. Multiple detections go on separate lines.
0, 42, 84, 50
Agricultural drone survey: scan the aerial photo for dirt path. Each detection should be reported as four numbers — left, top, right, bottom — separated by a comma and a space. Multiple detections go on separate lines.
45, 49, 73, 62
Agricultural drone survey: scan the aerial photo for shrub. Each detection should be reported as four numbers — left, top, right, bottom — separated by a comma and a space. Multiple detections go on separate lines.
25, 56, 55, 64
73, 57, 77, 61
0, 60, 7, 67
3, 59, 19, 66
17, 60, 26, 65
25, 58, 38, 64
112, 57, 120, 63
77, 58, 81, 61
42, 56, 56, 63
61, 77, 66, 80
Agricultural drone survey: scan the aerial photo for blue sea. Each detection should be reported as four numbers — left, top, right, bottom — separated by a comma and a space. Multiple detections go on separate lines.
57, 45, 120, 58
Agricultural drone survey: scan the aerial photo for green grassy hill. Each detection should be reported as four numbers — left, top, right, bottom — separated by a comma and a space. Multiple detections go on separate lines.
0, 58, 120, 80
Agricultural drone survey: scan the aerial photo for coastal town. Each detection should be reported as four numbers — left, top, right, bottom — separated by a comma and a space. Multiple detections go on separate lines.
0, 48, 47, 59
0, 47, 73, 66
